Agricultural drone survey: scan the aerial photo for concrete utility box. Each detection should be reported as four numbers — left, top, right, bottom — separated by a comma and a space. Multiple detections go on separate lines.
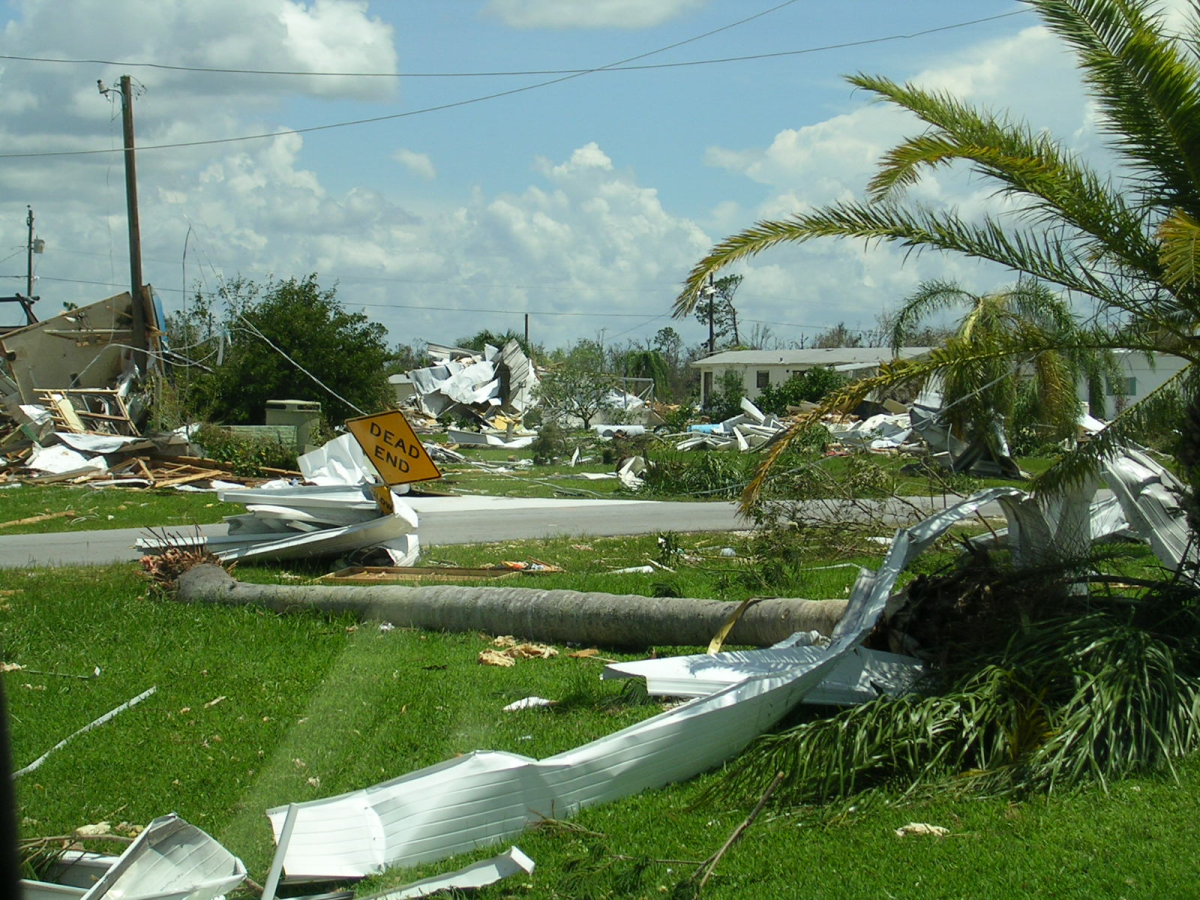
265, 399, 322, 453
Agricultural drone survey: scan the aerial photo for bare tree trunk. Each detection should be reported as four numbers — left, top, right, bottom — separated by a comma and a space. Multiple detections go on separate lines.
175, 565, 847, 648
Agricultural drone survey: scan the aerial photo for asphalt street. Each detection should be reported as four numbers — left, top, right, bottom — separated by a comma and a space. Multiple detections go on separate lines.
0, 497, 748, 568
0, 492, 1026, 569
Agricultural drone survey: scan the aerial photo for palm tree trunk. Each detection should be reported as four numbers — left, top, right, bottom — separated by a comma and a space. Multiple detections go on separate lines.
175, 565, 847, 648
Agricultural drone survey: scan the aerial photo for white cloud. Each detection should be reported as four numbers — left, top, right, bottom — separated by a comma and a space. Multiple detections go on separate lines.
393, 148, 437, 181
483, 0, 707, 30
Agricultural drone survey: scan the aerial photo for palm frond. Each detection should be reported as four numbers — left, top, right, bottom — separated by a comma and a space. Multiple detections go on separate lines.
1031, 0, 1200, 210
719, 596, 1200, 807
849, 72, 1161, 276
741, 338, 1070, 511
1159, 208, 1200, 289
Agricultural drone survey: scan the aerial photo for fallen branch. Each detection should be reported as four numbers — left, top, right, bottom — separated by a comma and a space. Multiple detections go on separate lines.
0, 510, 75, 530
688, 771, 785, 894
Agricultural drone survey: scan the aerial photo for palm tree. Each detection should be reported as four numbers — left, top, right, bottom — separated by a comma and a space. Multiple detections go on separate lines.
890, 278, 1105, 460
673, 1, 1200, 806
674, 0, 1200, 504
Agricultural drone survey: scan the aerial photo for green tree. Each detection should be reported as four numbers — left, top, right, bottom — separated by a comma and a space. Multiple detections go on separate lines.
706, 369, 747, 422
535, 340, 617, 429
172, 275, 392, 426
613, 345, 672, 401
812, 321, 864, 349
669, 0, 1200, 806
674, 0, 1200, 497
455, 328, 536, 359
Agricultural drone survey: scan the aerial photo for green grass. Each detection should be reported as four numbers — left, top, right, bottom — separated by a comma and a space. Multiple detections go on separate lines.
1, 563, 671, 879
5, 508, 1194, 897
399, 759, 1200, 899
0, 484, 244, 533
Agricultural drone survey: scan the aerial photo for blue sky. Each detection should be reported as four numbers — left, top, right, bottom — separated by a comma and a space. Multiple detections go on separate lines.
0, 0, 1115, 354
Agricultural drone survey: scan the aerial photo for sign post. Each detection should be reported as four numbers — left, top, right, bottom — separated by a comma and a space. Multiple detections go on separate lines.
346, 410, 443, 487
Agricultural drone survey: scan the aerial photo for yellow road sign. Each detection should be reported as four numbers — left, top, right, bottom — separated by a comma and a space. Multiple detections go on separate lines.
346, 409, 443, 486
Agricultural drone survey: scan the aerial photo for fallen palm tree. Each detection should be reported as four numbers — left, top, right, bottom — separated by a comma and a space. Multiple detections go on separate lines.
173, 564, 848, 648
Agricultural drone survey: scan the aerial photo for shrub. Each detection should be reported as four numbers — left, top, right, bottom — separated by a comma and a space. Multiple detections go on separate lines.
756, 367, 848, 416
193, 424, 298, 475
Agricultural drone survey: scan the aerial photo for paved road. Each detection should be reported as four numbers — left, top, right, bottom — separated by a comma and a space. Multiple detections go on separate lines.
0, 491, 1023, 569
0, 497, 749, 568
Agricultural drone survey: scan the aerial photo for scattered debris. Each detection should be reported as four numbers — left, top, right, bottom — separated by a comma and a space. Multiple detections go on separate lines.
406, 340, 539, 430
254, 489, 1019, 879
478, 649, 517, 668
491, 635, 558, 660
20, 813, 247, 900
894, 822, 950, 838
678, 397, 787, 452
137, 437, 421, 566
502, 697, 556, 712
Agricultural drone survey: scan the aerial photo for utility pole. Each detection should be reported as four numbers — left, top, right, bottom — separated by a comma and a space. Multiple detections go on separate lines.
524, 313, 529, 351
704, 273, 716, 355
25, 206, 34, 299
100, 76, 147, 369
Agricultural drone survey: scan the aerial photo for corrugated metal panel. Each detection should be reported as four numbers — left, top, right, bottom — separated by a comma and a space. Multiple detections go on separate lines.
266, 489, 1020, 880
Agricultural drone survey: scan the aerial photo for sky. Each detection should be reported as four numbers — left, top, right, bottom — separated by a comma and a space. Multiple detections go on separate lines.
0, 0, 1124, 355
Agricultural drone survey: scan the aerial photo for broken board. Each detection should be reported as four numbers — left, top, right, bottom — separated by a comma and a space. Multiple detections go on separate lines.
321, 566, 519, 585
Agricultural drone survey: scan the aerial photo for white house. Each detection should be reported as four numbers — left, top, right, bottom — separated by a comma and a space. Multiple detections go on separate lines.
691, 347, 932, 407
1084, 350, 1190, 419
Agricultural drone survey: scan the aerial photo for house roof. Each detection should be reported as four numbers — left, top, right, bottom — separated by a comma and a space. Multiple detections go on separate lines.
690, 347, 931, 370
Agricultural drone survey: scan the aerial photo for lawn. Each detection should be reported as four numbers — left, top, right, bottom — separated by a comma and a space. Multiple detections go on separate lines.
3, 522, 1192, 897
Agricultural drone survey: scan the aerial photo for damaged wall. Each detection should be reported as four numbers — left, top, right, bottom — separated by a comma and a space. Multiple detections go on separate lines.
0, 292, 156, 404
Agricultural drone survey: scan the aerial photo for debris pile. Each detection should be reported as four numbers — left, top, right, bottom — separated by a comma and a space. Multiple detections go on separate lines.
137, 434, 421, 566
405, 339, 539, 430
677, 397, 788, 451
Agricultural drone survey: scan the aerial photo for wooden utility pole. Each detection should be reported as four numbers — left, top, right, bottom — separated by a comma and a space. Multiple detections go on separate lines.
25, 206, 34, 299
116, 75, 147, 369
706, 273, 716, 355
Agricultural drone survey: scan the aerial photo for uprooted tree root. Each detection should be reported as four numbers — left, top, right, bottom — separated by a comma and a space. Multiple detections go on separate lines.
139, 529, 229, 595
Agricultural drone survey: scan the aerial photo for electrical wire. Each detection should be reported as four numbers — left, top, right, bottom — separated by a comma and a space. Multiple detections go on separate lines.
233, 315, 366, 416
0, 10, 1027, 79
0, 6, 1031, 160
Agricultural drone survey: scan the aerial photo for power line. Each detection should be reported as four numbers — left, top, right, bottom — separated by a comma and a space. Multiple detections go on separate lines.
0, 11, 1027, 79
34, 275, 677, 319
0, 0, 799, 160
0, 6, 1029, 160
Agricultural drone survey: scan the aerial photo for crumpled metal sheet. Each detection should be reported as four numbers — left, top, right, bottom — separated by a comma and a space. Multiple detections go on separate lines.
298, 433, 376, 486
603, 643, 924, 704
20, 814, 247, 900
361, 846, 534, 899
1102, 448, 1197, 577
265, 488, 1019, 880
